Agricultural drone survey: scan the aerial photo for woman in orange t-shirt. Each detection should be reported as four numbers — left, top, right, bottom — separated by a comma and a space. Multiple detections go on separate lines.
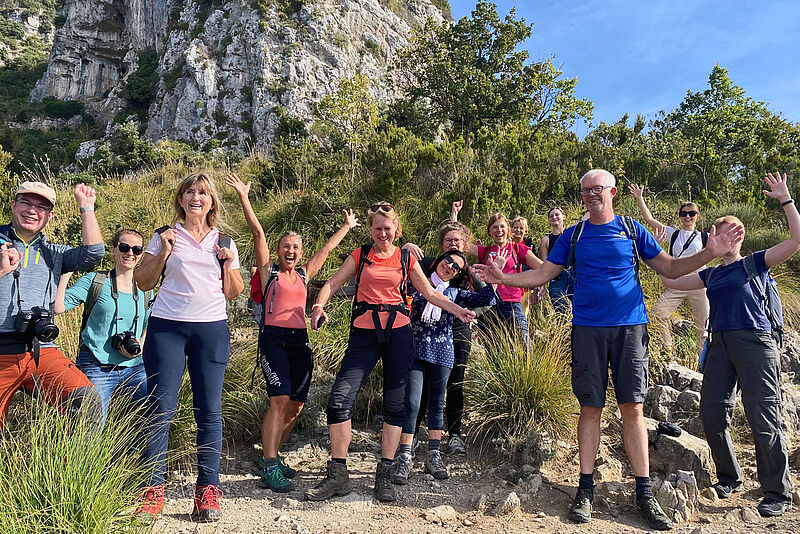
226, 173, 359, 493
305, 202, 476, 503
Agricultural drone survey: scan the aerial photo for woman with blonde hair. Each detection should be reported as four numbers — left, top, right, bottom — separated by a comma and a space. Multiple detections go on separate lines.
134, 173, 244, 522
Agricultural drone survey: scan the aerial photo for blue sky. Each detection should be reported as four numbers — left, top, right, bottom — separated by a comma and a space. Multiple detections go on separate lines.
448, 1, 800, 134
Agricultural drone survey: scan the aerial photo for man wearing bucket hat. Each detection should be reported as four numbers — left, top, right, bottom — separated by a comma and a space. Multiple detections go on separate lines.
0, 181, 105, 423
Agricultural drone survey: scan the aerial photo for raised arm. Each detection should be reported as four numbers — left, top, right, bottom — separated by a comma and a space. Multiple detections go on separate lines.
303, 209, 359, 280
225, 173, 270, 278
74, 184, 103, 246
408, 263, 476, 323
646, 223, 744, 279
628, 184, 663, 230
762, 172, 800, 268
310, 255, 358, 330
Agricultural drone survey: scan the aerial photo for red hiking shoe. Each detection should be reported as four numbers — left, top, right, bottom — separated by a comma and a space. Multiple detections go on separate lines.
192, 484, 223, 522
135, 485, 165, 520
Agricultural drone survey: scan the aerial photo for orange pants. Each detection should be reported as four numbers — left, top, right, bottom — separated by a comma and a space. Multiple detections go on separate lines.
0, 347, 94, 422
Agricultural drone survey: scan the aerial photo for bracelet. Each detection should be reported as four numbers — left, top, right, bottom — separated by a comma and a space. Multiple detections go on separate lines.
79, 206, 95, 213
781, 198, 794, 207
311, 303, 325, 310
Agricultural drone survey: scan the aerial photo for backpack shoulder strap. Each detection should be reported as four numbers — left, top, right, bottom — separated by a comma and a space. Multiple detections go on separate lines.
79, 271, 109, 336
566, 221, 585, 273
264, 263, 281, 315
296, 267, 307, 284
354, 244, 373, 298
701, 231, 709, 247
742, 254, 760, 281
701, 265, 716, 288
217, 233, 233, 270
399, 247, 411, 304
669, 230, 680, 256
622, 216, 641, 283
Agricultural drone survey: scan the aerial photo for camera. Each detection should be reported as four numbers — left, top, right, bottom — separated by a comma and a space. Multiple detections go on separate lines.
14, 306, 59, 342
111, 330, 141, 356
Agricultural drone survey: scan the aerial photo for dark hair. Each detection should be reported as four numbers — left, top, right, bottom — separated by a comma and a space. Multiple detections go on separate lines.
547, 206, 565, 217
111, 228, 143, 247
426, 250, 473, 291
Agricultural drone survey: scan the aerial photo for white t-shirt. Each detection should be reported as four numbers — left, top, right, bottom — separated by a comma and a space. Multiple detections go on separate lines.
145, 223, 240, 322
664, 226, 704, 258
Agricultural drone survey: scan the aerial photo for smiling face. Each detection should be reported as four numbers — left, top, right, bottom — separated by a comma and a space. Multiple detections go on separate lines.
580, 170, 616, 216
11, 193, 54, 240
488, 219, 509, 246
441, 230, 465, 252
548, 208, 565, 230
678, 203, 700, 231
435, 253, 466, 282
511, 221, 527, 243
371, 213, 397, 250
277, 235, 303, 270
112, 232, 144, 272
178, 184, 212, 222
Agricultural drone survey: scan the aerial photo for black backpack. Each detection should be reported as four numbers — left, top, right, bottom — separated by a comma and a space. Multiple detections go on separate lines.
668, 230, 708, 257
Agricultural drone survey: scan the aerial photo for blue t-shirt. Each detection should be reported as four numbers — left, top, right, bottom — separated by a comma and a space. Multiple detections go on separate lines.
64, 273, 150, 366
548, 216, 662, 327
698, 251, 771, 332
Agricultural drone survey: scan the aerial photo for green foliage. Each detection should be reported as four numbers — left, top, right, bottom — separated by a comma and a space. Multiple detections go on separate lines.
85, 122, 164, 175
0, 143, 14, 218
41, 97, 83, 118
126, 50, 159, 109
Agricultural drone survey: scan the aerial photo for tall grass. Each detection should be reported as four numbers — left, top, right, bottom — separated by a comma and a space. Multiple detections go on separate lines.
0, 395, 154, 534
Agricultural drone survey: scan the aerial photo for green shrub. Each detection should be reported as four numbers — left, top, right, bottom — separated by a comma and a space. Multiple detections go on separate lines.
126, 50, 159, 109
41, 97, 84, 119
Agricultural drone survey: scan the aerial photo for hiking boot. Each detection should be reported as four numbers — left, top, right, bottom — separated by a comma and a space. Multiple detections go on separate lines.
711, 481, 742, 499
393, 453, 412, 485
277, 455, 297, 479
757, 497, 791, 517
567, 487, 592, 523
636, 495, 673, 530
135, 485, 165, 521
261, 463, 295, 493
374, 461, 396, 502
304, 460, 352, 501
254, 456, 266, 476
424, 450, 449, 480
447, 434, 467, 455
191, 484, 222, 522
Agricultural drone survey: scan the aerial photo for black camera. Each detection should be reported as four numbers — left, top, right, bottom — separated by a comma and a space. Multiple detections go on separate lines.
111, 330, 141, 356
14, 306, 59, 342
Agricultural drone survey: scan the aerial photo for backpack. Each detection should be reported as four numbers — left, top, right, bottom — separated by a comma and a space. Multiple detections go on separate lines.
351, 244, 411, 343
668, 230, 709, 257
79, 270, 151, 341
566, 215, 642, 285
703, 255, 784, 345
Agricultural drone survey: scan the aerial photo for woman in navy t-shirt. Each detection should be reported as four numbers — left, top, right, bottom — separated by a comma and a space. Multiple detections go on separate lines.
660, 172, 800, 518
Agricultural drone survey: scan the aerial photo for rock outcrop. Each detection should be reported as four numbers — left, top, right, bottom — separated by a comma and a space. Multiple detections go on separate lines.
30, 0, 446, 147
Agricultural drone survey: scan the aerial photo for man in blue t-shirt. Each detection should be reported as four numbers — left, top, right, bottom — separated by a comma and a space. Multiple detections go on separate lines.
474, 169, 744, 531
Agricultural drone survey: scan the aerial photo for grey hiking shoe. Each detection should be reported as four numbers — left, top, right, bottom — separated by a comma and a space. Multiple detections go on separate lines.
424, 450, 449, 480
757, 497, 791, 517
446, 434, 466, 455
567, 487, 592, 523
636, 495, 673, 530
375, 462, 396, 502
711, 481, 742, 499
303, 460, 352, 501
393, 453, 412, 485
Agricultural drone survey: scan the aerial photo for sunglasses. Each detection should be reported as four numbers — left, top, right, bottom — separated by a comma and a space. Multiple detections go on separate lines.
679, 210, 698, 217
117, 243, 143, 255
443, 254, 463, 273
370, 203, 393, 213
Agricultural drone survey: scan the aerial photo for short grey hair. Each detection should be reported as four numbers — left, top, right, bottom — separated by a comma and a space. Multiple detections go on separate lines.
579, 169, 616, 187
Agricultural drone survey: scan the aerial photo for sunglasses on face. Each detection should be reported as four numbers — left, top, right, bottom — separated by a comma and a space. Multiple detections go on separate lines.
370, 203, 393, 213
679, 210, 698, 217
117, 243, 143, 255
443, 254, 463, 273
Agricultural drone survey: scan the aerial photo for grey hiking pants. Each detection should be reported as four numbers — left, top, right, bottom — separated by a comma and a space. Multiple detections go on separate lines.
700, 329, 791, 501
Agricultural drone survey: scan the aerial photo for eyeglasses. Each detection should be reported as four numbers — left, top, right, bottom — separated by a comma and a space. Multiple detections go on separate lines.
443, 237, 463, 245
370, 203, 393, 213
443, 254, 463, 273
679, 210, 698, 217
580, 185, 613, 196
15, 198, 53, 213
117, 243, 143, 255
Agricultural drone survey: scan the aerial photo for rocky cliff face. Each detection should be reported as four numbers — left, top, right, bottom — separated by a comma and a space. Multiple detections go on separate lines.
30, 0, 444, 148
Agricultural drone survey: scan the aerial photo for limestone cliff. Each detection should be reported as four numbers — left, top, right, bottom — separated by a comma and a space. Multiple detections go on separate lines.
30, 0, 446, 148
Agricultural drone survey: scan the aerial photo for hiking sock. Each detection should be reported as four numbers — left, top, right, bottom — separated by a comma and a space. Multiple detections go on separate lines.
635, 476, 653, 498
263, 457, 278, 468
332, 458, 347, 466
578, 472, 594, 491
428, 439, 441, 452
380, 457, 393, 466
398, 444, 413, 457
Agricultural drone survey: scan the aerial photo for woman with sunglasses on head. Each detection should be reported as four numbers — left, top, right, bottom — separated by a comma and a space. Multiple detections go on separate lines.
629, 184, 709, 354
539, 206, 575, 314
393, 250, 499, 484
224, 173, 359, 494
305, 202, 476, 503
54, 229, 150, 425
133, 173, 244, 522
451, 201, 542, 343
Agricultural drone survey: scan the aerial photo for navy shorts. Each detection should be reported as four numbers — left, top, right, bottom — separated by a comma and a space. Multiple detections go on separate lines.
570, 324, 649, 407
259, 325, 314, 403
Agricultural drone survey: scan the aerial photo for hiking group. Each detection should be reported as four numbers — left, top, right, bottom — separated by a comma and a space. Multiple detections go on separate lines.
0, 167, 797, 529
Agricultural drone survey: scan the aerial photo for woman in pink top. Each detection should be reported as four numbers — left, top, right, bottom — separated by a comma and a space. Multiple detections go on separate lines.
225, 173, 359, 494
134, 173, 244, 522
452, 202, 542, 343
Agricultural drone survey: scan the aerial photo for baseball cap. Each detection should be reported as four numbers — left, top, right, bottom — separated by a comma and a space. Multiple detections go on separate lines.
16, 182, 56, 207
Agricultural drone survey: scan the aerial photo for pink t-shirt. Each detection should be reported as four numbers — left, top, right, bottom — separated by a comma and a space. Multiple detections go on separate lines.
477, 242, 530, 303
263, 270, 307, 329
146, 223, 241, 322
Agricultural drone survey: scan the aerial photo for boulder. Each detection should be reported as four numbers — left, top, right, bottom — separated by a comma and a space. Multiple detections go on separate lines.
646, 417, 713, 488
645, 385, 681, 421
422, 505, 457, 523
660, 362, 703, 393
780, 382, 800, 438
489, 492, 521, 517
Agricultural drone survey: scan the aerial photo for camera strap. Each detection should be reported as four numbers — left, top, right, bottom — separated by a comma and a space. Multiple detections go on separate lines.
109, 269, 140, 336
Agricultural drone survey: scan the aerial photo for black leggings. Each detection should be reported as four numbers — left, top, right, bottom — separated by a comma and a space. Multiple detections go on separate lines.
326, 326, 414, 427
